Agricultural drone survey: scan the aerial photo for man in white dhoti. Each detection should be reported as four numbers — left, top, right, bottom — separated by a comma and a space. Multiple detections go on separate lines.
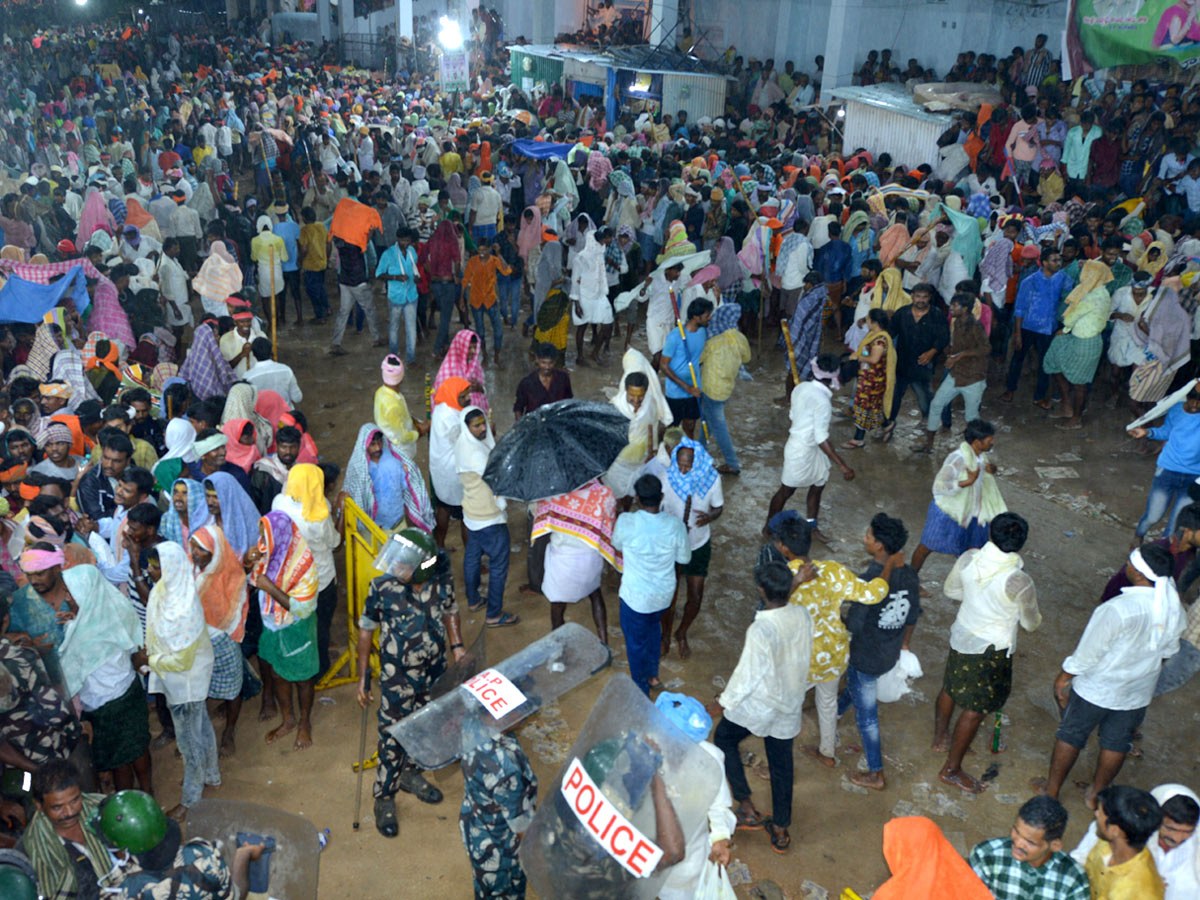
637, 261, 688, 362
570, 228, 614, 366
605, 350, 672, 500
765, 354, 856, 540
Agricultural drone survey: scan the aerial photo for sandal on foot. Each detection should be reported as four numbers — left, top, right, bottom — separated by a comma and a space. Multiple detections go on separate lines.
735, 810, 768, 831
716, 464, 740, 475
486, 612, 520, 628
768, 824, 791, 853
467, 599, 487, 612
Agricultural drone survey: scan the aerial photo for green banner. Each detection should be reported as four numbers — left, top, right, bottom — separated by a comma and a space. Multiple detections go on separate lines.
1068, 0, 1200, 73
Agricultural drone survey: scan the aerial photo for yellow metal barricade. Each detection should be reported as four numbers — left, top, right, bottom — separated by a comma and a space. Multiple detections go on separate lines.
316, 497, 384, 691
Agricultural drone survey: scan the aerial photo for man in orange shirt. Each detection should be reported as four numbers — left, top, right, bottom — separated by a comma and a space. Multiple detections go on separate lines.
461, 243, 512, 368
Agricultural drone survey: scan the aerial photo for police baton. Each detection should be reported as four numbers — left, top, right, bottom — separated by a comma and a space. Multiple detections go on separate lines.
353, 674, 370, 830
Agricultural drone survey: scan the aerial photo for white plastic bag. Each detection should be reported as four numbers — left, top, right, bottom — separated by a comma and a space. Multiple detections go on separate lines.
695, 861, 736, 900
875, 649, 924, 703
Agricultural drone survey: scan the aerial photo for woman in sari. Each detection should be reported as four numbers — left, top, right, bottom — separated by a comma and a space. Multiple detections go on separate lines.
222, 382, 272, 456
145, 541, 218, 817
245, 510, 319, 750
531, 230, 569, 365
433, 329, 488, 414
191, 523, 250, 756
254, 390, 290, 445
344, 423, 434, 534
844, 308, 897, 448
154, 419, 198, 493
160, 478, 210, 546
221, 419, 262, 473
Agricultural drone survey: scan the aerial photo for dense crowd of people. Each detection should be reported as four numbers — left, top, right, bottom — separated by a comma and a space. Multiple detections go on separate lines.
0, 6, 1198, 899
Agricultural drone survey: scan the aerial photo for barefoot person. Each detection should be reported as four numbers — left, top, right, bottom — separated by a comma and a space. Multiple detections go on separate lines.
1034, 544, 1185, 808
245, 511, 320, 751
934, 513, 1039, 794
1043, 260, 1113, 429
765, 353, 855, 541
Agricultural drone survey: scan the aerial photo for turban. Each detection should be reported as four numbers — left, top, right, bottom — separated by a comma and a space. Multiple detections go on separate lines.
381, 355, 405, 386
194, 433, 228, 456
39, 383, 73, 400
20, 547, 65, 573
38, 423, 74, 449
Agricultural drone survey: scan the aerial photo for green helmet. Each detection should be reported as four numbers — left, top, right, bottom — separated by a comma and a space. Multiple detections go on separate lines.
0, 851, 38, 900
373, 528, 438, 583
93, 790, 167, 854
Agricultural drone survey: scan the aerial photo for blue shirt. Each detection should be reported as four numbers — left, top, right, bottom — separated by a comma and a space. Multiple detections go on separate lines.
273, 220, 301, 272
813, 240, 853, 283
375, 243, 419, 305
662, 326, 706, 399
1150, 403, 1200, 475
611, 510, 691, 612
1013, 269, 1072, 335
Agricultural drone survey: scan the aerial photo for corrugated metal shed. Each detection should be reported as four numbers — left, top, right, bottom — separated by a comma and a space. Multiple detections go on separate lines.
510, 48, 564, 92
826, 84, 955, 170
661, 73, 727, 120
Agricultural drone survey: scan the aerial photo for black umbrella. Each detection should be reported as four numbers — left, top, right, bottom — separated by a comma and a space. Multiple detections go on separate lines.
483, 399, 630, 501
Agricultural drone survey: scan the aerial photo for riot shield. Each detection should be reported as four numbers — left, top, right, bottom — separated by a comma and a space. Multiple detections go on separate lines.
429, 626, 486, 701
186, 799, 319, 900
390, 622, 609, 770
518, 674, 723, 900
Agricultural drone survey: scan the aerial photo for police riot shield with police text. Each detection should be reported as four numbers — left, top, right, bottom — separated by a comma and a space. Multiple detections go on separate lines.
186, 799, 319, 900
518, 674, 723, 900
390, 622, 610, 769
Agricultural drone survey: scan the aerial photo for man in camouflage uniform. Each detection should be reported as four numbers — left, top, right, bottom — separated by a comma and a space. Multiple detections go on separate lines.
0, 597, 80, 772
357, 529, 464, 838
459, 732, 538, 900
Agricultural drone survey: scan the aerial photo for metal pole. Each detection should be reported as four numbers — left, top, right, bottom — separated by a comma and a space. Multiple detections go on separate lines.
269, 247, 278, 360
352, 691, 369, 829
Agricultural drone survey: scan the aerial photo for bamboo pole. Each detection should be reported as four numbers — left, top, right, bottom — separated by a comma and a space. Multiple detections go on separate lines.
781, 319, 800, 385
269, 246, 278, 361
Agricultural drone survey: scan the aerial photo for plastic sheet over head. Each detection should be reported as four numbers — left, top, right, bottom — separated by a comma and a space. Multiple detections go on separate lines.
519, 675, 723, 900
389, 622, 610, 769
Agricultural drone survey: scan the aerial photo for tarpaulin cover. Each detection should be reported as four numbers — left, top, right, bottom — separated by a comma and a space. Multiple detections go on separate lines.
510, 139, 575, 160
0, 265, 90, 323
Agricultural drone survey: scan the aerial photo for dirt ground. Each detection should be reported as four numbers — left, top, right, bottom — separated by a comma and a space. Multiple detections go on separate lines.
149, 295, 1199, 899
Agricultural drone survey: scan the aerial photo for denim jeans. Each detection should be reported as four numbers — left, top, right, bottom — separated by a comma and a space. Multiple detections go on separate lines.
388, 301, 418, 362
619, 600, 661, 697
332, 281, 379, 346
472, 303, 503, 353
1136, 467, 1197, 538
464, 523, 510, 618
1004, 328, 1053, 400
303, 269, 329, 319
837, 665, 882, 772
990, 304, 1013, 359
471, 223, 497, 244
432, 281, 459, 355
926, 375, 986, 432
497, 276, 522, 323
712, 717, 794, 828
701, 395, 739, 472
169, 700, 220, 807
888, 372, 934, 423
1154, 639, 1200, 696
315, 581, 338, 679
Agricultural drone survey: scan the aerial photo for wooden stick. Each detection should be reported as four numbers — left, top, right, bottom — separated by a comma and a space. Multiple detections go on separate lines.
269, 247, 278, 361
781, 319, 800, 385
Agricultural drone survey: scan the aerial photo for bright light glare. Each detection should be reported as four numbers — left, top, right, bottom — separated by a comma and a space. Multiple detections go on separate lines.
836, 108, 846, 118
438, 16, 463, 50
74, 0, 88, 6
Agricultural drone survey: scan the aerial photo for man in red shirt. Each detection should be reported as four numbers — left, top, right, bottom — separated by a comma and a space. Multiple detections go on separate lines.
157, 138, 181, 177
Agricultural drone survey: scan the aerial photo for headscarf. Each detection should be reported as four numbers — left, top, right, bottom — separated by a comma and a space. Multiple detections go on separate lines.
532, 479, 620, 568
343, 423, 434, 532
843, 209, 871, 253
253, 389, 289, 439
222, 382, 271, 455
433, 375, 471, 410
551, 158, 579, 209
146, 541, 206, 657
446, 172, 468, 207
179, 323, 237, 400
26, 323, 62, 381
453, 406, 495, 479
667, 436, 718, 499
203, 471, 261, 558
1062, 259, 1113, 316
252, 510, 317, 629
282, 463, 329, 522
279, 411, 319, 465
85, 338, 121, 377
434, 330, 487, 412
872, 817, 993, 900
221, 419, 262, 473
517, 206, 543, 260
76, 189, 115, 247
160, 477, 210, 546
1139, 240, 1168, 277
871, 268, 912, 313
190, 524, 248, 642
707, 302, 741, 338
192, 241, 243, 300
1129, 547, 1186, 638
381, 354, 405, 386
1150, 783, 1200, 888
856, 325, 898, 418
713, 236, 743, 292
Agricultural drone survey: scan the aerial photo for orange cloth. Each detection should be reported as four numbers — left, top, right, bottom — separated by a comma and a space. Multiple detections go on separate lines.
873, 817, 993, 900
964, 103, 991, 172
49, 414, 90, 457
461, 254, 512, 309
878, 223, 910, 268
329, 197, 383, 251
433, 376, 471, 410
190, 525, 249, 642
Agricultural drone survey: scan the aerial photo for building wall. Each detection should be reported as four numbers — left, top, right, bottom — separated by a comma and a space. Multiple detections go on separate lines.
693, 0, 1065, 78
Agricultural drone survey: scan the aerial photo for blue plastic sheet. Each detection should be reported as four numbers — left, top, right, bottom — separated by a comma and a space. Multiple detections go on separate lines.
0, 265, 91, 323
510, 138, 574, 160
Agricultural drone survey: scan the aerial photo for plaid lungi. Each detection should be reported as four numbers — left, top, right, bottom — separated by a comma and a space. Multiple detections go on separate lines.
208, 630, 244, 700
1043, 333, 1103, 386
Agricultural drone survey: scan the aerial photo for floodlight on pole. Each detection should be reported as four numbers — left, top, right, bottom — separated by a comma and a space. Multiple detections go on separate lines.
438, 16, 463, 50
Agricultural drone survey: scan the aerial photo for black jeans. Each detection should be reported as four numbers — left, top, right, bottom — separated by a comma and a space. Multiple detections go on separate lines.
315, 581, 339, 679
713, 716, 794, 828
1004, 328, 1053, 400
887, 371, 933, 423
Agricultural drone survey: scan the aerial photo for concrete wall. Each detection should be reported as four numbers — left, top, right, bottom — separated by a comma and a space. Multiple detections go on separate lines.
692, 0, 1065, 77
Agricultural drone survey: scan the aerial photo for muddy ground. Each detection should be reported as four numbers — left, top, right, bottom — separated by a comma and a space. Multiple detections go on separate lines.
149, 287, 1198, 899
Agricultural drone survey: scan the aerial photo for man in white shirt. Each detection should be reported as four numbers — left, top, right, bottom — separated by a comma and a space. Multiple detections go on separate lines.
1035, 543, 1185, 807
158, 238, 194, 332
244, 338, 303, 405
933, 512, 1039, 795
468, 171, 503, 244
710, 560, 812, 854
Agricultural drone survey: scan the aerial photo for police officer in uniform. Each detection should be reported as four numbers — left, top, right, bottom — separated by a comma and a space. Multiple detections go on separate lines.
356, 529, 465, 838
